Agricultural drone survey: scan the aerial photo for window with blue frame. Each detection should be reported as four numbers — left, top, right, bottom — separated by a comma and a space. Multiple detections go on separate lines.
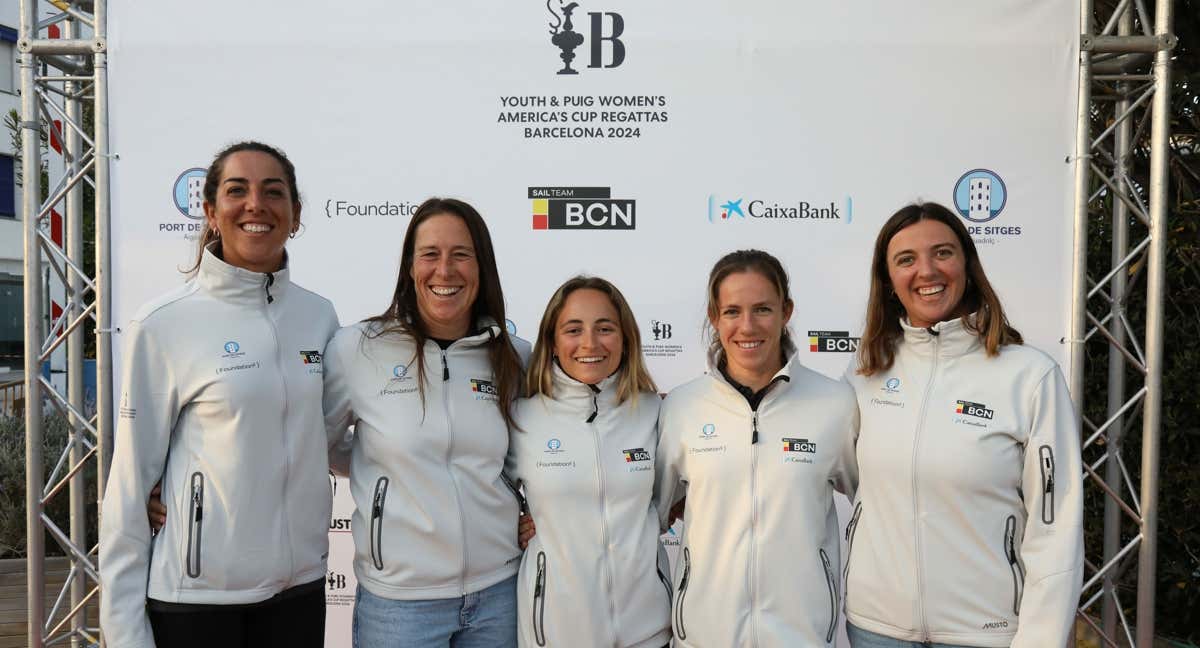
0, 155, 13, 219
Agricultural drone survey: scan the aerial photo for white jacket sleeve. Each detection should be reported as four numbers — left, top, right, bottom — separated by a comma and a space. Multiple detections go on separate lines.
1011, 366, 1083, 648
652, 396, 687, 533
830, 384, 860, 499
99, 322, 180, 648
323, 331, 356, 475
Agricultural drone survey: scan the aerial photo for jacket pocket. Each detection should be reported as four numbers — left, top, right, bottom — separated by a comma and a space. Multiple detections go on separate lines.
1004, 515, 1025, 615
674, 547, 691, 640
532, 551, 547, 646
819, 548, 837, 644
185, 472, 204, 578
842, 502, 863, 597
370, 476, 389, 570
1039, 445, 1056, 524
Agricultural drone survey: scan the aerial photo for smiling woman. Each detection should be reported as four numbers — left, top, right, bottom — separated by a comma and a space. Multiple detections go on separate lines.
100, 141, 339, 648
321, 197, 529, 648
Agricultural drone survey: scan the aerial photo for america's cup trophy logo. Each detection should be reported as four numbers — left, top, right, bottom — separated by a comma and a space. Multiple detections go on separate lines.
548, 0, 584, 74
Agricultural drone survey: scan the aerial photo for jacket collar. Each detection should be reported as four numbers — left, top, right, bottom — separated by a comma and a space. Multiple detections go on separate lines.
899, 315, 983, 358
196, 242, 289, 306
549, 361, 619, 422
706, 350, 795, 402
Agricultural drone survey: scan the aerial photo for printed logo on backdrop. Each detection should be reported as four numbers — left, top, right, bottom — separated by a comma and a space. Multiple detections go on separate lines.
326, 570, 353, 607
323, 198, 420, 219
546, 0, 625, 74
494, 3, 671, 140
707, 195, 854, 223
807, 330, 860, 353
529, 186, 635, 230
952, 169, 1021, 244
160, 168, 209, 239
644, 319, 682, 359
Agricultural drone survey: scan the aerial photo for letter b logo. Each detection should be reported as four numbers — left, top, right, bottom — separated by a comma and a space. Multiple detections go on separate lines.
588, 12, 625, 68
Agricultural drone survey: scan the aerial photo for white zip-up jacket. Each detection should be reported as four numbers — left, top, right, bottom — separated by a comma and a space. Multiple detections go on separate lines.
653, 354, 859, 648
322, 320, 530, 599
99, 249, 339, 648
506, 366, 672, 648
842, 317, 1083, 647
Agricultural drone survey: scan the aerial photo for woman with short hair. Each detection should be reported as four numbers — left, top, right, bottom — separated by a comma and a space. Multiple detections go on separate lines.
842, 202, 1083, 648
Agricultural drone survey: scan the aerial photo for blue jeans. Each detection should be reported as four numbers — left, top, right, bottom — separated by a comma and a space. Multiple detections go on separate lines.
353, 575, 517, 648
847, 623, 976, 648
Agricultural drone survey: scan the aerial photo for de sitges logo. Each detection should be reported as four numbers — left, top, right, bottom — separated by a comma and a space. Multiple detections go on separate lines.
952, 169, 1021, 241
172, 168, 207, 220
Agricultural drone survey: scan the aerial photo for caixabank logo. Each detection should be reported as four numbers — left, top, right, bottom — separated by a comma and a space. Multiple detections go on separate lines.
707, 195, 853, 224
529, 186, 636, 230
808, 330, 860, 353
952, 169, 1021, 243
545, 0, 626, 75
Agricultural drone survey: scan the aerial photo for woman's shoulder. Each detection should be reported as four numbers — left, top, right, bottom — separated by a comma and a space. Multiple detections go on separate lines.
128, 281, 202, 326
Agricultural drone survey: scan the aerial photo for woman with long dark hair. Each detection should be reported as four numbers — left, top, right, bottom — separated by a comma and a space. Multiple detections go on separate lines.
842, 202, 1082, 648
322, 197, 527, 648
653, 249, 859, 647
101, 142, 339, 647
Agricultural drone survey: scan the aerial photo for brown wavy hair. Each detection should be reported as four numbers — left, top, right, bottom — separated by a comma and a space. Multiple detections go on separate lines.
525, 276, 657, 403
856, 202, 1022, 376
364, 197, 523, 429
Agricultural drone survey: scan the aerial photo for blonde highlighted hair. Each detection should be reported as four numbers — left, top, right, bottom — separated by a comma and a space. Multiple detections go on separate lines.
525, 276, 657, 403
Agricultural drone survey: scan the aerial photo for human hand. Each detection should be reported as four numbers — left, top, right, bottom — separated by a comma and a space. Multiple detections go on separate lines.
148, 482, 166, 533
518, 513, 537, 550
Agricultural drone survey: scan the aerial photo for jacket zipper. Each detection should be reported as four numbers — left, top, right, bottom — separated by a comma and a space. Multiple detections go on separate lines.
441, 347, 469, 595
589, 396, 618, 647
533, 551, 548, 646
656, 553, 673, 606
262, 277, 294, 580
674, 547, 691, 640
1039, 445, 1056, 524
819, 548, 838, 644
748, 407, 762, 646
911, 333, 940, 641
370, 476, 389, 570
842, 502, 863, 603
186, 472, 204, 577
1004, 514, 1025, 614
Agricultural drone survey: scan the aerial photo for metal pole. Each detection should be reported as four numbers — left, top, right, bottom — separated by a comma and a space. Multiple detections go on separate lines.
63, 14, 86, 648
93, 0, 113, 638
1069, 0, 1094, 410
1134, 0, 1171, 642
20, 0, 46, 646
1101, 5, 1132, 640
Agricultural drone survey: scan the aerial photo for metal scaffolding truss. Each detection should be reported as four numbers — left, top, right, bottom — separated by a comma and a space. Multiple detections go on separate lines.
17, 1, 1175, 647
1069, 0, 1174, 646
19, 0, 111, 647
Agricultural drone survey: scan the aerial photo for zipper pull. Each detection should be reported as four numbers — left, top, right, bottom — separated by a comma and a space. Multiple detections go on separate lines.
193, 491, 203, 521
372, 489, 384, 518
751, 411, 759, 444
264, 272, 275, 304
587, 384, 599, 423
441, 350, 449, 382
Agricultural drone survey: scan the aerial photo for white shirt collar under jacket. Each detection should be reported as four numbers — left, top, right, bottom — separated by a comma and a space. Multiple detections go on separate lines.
899, 314, 983, 358
549, 361, 620, 422
196, 242, 290, 305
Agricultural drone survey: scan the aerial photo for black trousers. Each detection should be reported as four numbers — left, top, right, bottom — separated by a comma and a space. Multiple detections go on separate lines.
148, 578, 325, 648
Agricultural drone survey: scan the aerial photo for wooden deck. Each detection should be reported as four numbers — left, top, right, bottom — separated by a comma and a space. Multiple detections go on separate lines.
0, 557, 99, 648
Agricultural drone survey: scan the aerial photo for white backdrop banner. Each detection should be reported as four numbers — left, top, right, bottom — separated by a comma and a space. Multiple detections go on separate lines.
108, 2, 1079, 646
